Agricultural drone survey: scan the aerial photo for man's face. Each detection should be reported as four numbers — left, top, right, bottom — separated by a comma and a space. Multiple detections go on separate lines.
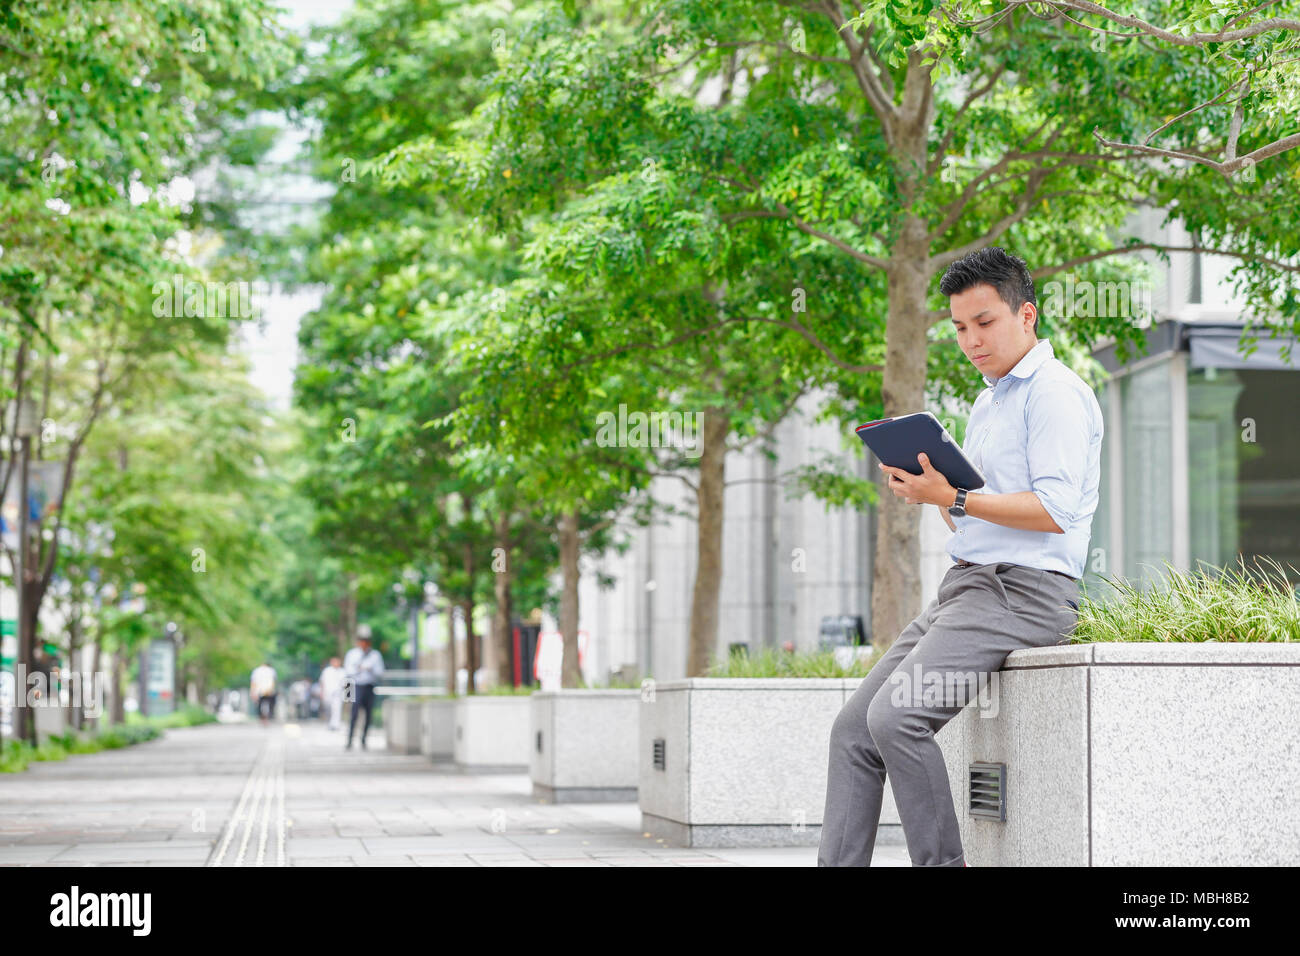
949, 282, 1037, 381
358, 640, 371, 652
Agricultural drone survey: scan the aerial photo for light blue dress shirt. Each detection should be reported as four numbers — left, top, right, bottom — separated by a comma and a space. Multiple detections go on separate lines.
344, 647, 385, 686
946, 338, 1104, 579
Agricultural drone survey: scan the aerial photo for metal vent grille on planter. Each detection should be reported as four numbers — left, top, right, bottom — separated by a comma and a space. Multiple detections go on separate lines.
969, 761, 1007, 821
652, 738, 666, 771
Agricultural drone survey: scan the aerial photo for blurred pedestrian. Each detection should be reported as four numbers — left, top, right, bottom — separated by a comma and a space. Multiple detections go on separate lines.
344, 626, 384, 750
318, 656, 346, 731
250, 660, 277, 726
290, 678, 310, 719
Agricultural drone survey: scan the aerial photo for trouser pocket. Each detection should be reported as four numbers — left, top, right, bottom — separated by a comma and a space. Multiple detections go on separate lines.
992, 564, 1039, 614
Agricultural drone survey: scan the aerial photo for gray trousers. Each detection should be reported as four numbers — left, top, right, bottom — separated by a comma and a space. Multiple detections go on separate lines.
817, 562, 1081, 867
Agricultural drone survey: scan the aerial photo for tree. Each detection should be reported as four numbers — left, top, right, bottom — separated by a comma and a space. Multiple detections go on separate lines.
380, 0, 1300, 653
0, 0, 293, 741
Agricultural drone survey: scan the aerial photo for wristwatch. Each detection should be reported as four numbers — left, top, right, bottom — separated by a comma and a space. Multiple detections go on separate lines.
948, 487, 969, 518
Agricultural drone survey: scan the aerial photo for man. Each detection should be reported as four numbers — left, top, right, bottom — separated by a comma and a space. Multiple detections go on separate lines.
344, 626, 384, 750
250, 660, 278, 726
818, 246, 1103, 867
290, 678, 311, 720
318, 656, 346, 731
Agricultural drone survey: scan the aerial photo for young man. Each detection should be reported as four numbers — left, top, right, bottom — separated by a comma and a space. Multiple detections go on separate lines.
344, 626, 385, 751
250, 660, 277, 726
818, 246, 1104, 867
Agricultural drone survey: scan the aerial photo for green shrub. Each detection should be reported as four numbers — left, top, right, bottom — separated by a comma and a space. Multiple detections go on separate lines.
706, 646, 880, 678
30, 740, 69, 761
603, 677, 648, 689
478, 683, 537, 696
66, 735, 102, 754
0, 739, 31, 773
124, 703, 215, 729
96, 729, 129, 749
1074, 556, 1300, 643
0, 719, 163, 772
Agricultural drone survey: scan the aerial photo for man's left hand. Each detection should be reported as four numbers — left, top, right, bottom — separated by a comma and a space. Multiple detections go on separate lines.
879, 453, 955, 507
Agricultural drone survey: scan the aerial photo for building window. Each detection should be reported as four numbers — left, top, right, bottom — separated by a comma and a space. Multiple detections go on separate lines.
1188, 367, 1300, 586
1083, 379, 1114, 598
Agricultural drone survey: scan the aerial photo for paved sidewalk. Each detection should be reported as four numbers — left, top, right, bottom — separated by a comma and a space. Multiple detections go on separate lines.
0, 719, 909, 867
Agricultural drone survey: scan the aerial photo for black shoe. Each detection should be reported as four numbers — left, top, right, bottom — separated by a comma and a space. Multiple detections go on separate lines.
345, 740, 352, 750
360, 738, 367, 750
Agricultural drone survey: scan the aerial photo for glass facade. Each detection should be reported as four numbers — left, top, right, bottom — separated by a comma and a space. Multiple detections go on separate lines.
1087, 348, 1300, 596
1081, 379, 1114, 601
1120, 359, 1175, 591
1188, 367, 1300, 587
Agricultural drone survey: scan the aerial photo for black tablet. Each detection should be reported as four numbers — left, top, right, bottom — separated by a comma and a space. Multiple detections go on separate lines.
854, 411, 986, 491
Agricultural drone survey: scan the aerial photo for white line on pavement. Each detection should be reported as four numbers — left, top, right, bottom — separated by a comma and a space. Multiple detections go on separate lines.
210, 736, 288, 867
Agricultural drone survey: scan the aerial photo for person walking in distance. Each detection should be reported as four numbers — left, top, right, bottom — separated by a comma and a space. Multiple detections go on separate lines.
318, 656, 346, 731
818, 247, 1102, 867
344, 626, 384, 750
250, 660, 278, 726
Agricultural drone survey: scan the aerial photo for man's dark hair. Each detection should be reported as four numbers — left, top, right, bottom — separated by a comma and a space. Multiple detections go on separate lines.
939, 247, 1038, 334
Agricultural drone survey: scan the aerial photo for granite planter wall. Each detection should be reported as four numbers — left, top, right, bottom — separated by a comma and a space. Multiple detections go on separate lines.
948, 642, 1300, 866
32, 703, 67, 745
530, 689, 640, 802
419, 698, 456, 759
638, 678, 917, 848
382, 698, 423, 754
453, 695, 532, 769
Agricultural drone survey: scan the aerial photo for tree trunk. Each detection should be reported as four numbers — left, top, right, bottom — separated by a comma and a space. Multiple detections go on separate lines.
493, 512, 513, 686
338, 572, 358, 659
111, 650, 126, 725
687, 406, 729, 677
19, 532, 39, 743
67, 613, 80, 730
873, 228, 932, 650
558, 509, 582, 687
871, 53, 937, 650
87, 638, 102, 731
461, 600, 477, 694
446, 606, 457, 697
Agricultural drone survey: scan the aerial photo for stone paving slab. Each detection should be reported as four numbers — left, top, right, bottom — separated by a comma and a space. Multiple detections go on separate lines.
0, 718, 909, 867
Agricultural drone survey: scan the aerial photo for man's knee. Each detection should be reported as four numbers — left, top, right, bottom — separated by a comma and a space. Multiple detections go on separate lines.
829, 685, 879, 750
865, 688, 923, 747
827, 708, 856, 754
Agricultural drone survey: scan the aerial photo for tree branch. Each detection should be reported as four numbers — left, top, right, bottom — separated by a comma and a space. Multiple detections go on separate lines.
928, 63, 1008, 176
1032, 242, 1300, 279
963, 1, 1300, 45
731, 314, 884, 374
1092, 128, 1300, 175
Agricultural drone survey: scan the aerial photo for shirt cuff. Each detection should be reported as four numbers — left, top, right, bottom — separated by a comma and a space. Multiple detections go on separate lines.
1032, 488, 1075, 533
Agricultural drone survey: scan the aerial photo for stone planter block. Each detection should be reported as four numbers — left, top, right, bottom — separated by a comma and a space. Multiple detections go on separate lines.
419, 698, 456, 759
638, 678, 913, 848
453, 695, 532, 769
530, 689, 640, 802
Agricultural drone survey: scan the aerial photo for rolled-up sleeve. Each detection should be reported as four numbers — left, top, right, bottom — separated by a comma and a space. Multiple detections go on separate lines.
1025, 381, 1094, 533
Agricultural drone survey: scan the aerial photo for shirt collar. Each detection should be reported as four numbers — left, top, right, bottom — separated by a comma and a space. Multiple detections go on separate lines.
982, 338, 1053, 387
